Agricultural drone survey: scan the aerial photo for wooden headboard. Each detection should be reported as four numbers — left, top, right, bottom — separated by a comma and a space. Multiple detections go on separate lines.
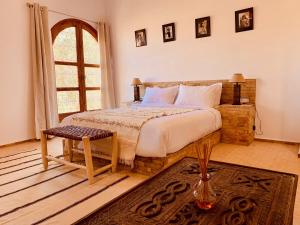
142, 79, 256, 105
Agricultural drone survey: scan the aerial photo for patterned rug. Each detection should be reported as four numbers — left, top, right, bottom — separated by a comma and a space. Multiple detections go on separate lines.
0, 149, 132, 225
76, 157, 298, 225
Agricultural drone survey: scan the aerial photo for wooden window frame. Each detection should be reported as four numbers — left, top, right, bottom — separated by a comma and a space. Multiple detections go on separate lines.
51, 19, 100, 121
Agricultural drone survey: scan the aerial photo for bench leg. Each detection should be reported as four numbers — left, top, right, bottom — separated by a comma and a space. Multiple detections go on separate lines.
111, 132, 118, 173
66, 139, 73, 162
40, 130, 48, 170
83, 137, 94, 184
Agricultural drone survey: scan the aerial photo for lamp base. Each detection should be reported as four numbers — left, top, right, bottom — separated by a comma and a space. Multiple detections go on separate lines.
233, 83, 241, 105
134, 86, 140, 102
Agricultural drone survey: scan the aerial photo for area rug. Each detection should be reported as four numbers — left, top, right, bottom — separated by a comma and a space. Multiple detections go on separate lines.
76, 157, 298, 225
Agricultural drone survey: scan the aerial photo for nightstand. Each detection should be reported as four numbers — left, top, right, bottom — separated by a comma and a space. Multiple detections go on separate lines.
218, 104, 255, 145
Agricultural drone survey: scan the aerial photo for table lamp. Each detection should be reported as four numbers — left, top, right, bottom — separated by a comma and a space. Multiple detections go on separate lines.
131, 78, 142, 102
230, 73, 245, 105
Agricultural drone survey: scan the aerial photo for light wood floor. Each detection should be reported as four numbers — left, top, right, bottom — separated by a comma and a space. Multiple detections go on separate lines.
211, 141, 300, 224
0, 139, 299, 224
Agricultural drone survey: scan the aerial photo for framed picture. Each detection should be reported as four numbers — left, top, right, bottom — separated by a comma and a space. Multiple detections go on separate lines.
135, 29, 147, 47
195, 16, 211, 38
162, 23, 176, 42
235, 7, 254, 32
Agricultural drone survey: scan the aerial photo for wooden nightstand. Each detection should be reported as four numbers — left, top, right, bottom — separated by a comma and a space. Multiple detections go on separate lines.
218, 104, 255, 145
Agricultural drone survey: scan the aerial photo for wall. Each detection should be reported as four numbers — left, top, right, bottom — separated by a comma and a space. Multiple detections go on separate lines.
105, 0, 300, 142
1, 0, 299, 145
0, 0, 106, 145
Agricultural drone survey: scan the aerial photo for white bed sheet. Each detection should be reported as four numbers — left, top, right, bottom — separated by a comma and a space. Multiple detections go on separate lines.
135, 107, 222, 157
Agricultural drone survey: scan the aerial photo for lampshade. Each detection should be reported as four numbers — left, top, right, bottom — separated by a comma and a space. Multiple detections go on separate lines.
230, 73, 246, 83
131, 78, 142, 86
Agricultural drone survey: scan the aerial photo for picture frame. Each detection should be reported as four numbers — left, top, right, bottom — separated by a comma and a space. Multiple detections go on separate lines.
235, 7, 254, 33
135, 29, 147, 47
195, 16, 211, 38
162, 23, 176, 42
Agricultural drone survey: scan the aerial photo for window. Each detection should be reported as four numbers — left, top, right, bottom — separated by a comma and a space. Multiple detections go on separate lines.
51, 19, 101, 120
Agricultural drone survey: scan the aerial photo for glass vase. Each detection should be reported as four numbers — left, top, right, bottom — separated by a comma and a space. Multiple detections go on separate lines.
193, 173, 217, 210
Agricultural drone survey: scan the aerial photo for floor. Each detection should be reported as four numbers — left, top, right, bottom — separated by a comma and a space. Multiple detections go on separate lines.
211, 141, 300, 224
0, 139, 299, 224
0, 139, 147, 225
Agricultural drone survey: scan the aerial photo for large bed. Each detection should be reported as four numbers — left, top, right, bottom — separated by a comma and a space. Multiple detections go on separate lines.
62, 105, 221, 157
61, 79, 256, 175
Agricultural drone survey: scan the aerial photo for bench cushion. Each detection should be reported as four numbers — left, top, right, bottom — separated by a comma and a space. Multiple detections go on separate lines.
43, 125, 113, 141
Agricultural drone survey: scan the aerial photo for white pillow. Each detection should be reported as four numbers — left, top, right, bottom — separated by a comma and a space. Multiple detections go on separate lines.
142, 86, 178, 104
174, 83, 222, 108
211, 83, 223, 106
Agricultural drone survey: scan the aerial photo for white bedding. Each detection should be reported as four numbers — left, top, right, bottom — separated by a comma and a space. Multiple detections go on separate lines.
135, 106, 221, 157
61, 104, 222, 159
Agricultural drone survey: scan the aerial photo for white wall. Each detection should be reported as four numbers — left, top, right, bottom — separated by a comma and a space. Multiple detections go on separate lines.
105, 0, 300, 142
0, 0, 106, 146
1, 0, 299, 145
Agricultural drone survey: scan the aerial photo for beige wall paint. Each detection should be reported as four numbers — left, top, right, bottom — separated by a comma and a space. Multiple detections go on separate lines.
0, 0, 106, 145
105, 0, 300, 142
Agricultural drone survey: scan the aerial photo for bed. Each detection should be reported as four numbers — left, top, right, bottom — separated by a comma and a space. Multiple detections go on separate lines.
61, 79, 256, 175
136, 106, 221, 157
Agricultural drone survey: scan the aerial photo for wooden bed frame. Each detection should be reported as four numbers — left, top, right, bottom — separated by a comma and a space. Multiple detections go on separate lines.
65, 79, 256, 176
134, 130, 221, 175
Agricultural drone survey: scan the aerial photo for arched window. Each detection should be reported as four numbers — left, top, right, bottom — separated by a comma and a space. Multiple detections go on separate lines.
51, 19, 101, 120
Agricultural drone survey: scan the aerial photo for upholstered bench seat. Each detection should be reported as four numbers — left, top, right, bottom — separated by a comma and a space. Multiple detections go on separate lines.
41, 125, 118, 184
44, 125, 113, 140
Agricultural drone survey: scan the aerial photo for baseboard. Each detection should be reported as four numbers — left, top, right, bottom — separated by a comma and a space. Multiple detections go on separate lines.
0, 139, 38, 148
255, 138, 299, 146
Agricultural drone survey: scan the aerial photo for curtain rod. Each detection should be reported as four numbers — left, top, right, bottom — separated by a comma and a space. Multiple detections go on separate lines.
26, 2, 98, 24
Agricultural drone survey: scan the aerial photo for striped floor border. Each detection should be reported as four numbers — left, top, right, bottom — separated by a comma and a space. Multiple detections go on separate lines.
32, 175, 129, 225
0, 173, 91, 218
0, 152, 41, 164
0, 172, 126, 218
0, 148, 131, 225
0, 164, 63, 186
0, 158, 42, 171
0, 149, 38, 159
0, 168, 79, 198
0, 162, 44, 176
0, 162, 127, 218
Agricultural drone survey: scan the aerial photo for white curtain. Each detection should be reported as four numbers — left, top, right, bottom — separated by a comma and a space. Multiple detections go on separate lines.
29, 3, 58, 138
97, 22, 117, 109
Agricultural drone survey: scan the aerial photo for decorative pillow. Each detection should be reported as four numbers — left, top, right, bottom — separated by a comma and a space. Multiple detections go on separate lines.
142, 86, 179, 104
174, 83, 222, 108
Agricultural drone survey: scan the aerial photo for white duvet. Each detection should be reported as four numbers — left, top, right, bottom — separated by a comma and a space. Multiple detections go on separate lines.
135, 104, 222, 157
61, 104, 222, 158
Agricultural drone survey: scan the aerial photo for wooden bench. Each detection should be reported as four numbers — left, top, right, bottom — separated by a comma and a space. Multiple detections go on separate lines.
41, 125, 118, 184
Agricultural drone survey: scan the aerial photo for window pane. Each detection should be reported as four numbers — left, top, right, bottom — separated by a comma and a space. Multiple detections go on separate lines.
83, 29, 100, 64
53, 27, 77, 62
86, 90, 101, 110
55, 65, 78, 88
85, 67, 101, 87
57, 91, 80, 114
